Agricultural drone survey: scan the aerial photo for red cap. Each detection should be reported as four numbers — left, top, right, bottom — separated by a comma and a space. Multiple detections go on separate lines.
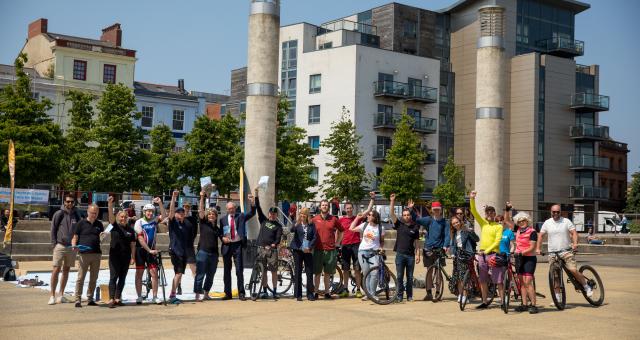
432, 202, 442, 209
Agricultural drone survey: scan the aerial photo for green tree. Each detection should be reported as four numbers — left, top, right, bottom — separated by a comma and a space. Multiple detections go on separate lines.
625, 170, 640, 213
61, 90, 96, 190
174, 114, 243, 196
0, 53, 64, 187
275, 96, 315, 202
433, 153, 466, 213
379, 112, 424, 204
87, 83, 148, 192
148, 124, 176, 196
320, 106, 369, 202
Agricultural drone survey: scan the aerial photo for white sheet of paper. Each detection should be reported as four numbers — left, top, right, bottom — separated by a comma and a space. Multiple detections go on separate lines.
104, 224, 113, 233
258, 176, 269, 190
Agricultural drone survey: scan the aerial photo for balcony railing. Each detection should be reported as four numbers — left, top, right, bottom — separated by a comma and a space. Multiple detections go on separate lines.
372, 144, 389, 160
569, 185, 609, 200
535, 37, 584, 57
373, 112, 437, 134
422, 147, 437, 164
569, 124, 610, 140
571, 93, 610, 112
373, 80, 438, 103
569, 154, 610, 171
318, 19, 377, 35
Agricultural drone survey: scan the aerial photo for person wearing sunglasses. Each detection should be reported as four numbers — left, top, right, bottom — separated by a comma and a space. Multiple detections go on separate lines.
48, 193, 81, 305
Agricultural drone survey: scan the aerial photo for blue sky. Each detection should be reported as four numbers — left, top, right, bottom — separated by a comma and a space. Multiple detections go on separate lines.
1, 0, 638, 179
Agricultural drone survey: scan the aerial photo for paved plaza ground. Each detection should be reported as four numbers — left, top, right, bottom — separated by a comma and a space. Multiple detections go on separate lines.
1, 254, 639, 339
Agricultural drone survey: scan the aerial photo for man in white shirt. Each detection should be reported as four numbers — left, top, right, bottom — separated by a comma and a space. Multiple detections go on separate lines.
536, 204, 593, 298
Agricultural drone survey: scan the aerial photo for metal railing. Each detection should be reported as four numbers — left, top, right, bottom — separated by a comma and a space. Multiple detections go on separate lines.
373, 80, 438, 103
372, 144, 389, 160
569, 185, 609, 200
319, 19, 377, 35
535, 37, 584, 56
569, 154, 610, 170
571, 93, 610, 111
569, 124, 609, 140
373, 112, 437, 133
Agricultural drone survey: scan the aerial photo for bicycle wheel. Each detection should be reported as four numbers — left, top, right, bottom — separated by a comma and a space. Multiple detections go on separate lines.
363, 265, 398, 305
249, 263, 264, 301
579, 265, 605, 306
272, 260, 294, 295
502, 270, 511, 314
158, 261, 167, 305
329, 267, 344, 295
549, 264, 566, 310
459, 270, 471, 311
143, 268, 152, 299
486, 281, 497, 305
433, 268, 444, 302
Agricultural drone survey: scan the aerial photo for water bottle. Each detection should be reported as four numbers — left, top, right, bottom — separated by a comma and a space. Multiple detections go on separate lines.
95, 286, 100, 301
35, 275, 39, 285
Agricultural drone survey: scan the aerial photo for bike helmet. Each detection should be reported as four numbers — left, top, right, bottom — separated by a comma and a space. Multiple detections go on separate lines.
143, 204, 155, 212
488, 256, 499, 268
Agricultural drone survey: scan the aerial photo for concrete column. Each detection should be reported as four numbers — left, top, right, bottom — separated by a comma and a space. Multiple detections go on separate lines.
244, 0, 280, 239
474, 6, 506, 225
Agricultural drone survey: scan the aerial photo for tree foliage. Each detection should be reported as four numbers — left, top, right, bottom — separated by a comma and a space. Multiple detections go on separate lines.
174, 114, 243, 196
626, 170, 640, 213
147, 124, 176, 196
320, 106, 369, 202
275, 96, 315, 202
61, 90, 95, 190
433, 153, 466, 213
0, 53, 64, 187
379, 112, 424, 204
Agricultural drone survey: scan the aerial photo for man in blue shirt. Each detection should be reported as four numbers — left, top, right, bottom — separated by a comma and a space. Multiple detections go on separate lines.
409, 200, 450, 301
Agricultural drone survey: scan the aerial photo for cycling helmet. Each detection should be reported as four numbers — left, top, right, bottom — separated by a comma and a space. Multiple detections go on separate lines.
488, 256, 499, 268
143, 204, 155, 212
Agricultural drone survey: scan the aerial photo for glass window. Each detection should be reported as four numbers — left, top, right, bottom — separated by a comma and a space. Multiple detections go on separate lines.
310, 167, 319, 185
309, 74, 321, 94
103, 64, 116, 84
172, 109, 185, 131
73, 60, 87, 81
141, 106, 153, 128
287, 100, 296, 126
240, 102, 246, 113
403, 20, 417, 38
220, 104, 227, 116
308, 105, 320, 124
308, 136, 320, 154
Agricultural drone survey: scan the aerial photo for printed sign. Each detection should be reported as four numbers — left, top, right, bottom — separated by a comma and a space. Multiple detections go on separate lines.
0, 187, 49, 205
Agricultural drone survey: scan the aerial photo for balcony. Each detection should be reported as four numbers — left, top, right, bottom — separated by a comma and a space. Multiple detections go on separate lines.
422, 147, 437, 164
318, 19, 377, 36
373, 81, 438, 103
569, 185, 609, 201
372, 144, 389, 161
424, 180, 436, 191
569, 155, 610, 171
569, 124, 610, 141
570, 93, 610, 112
373, 112, 437, 134
535, 37, 584, 58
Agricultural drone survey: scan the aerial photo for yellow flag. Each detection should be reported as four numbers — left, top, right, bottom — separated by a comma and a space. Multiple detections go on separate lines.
3, 140, 15, 247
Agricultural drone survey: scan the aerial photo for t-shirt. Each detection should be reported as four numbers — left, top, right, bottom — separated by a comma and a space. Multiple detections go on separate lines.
354, 222, 384, 251
134, 218, 158, 249
198, 218, 220, 254
541, 217, 575, 252
499, 229, 515, 255
109, 223, 135, 255
456, 233, 463, 248
312, 214, 344, 250
470, 199, 503, 253
74, 219, 104, 254
257, 219, 283, 247
168, 217, 195, 257
393, 219, 419, 255
516, 226, 538, 256
340, 215, 360, 245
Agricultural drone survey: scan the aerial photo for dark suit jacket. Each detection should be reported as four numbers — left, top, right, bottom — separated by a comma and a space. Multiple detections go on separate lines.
289, 223, 317, 251
219, 205, 256, 255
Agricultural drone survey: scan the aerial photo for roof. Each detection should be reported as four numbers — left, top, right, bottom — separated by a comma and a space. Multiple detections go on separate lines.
190, 91, 229, 103
45, 32, 136, 57
439, 0, 590, 14
0, 64, 40, 78
134, 81, 198, 101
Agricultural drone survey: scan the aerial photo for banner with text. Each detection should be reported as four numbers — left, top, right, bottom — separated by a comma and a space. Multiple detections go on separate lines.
0, 187, 49, 206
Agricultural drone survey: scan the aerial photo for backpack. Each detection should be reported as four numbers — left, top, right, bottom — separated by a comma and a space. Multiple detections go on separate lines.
53, 209, 81, 229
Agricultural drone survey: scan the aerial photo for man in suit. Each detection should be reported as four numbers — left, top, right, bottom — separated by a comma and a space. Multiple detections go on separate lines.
220, 195, 256, 300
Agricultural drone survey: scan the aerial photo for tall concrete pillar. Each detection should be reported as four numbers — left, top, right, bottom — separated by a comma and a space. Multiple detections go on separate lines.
474, 6, 505, 220
244, 0, 280, 239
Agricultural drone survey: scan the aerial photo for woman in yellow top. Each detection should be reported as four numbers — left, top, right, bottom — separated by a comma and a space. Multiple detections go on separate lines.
469, 190, 504, 309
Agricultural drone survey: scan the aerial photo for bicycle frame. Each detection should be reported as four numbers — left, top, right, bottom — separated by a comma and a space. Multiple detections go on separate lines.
549, 252, 583, 292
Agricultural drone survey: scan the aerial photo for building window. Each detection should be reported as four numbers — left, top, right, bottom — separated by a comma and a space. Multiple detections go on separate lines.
73, 60, 87, 81
140, 143, 151, 150
286, 100, 296, 126
319, 42, 333, 50
309, 74, 321, 94
308, 136, 320, 154
239, 101, 246, 113
141, 106, 154, 128
308, 105, 320, 124
173, 146, 184, 153
310, 167, 319, 185
220, 104, 227, 116
172, 110, 185, 130
403, 20, 417, 38
103, 64, 116, 84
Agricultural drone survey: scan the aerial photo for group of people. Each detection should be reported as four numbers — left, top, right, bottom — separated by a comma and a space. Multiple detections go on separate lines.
45, 188, 594, 311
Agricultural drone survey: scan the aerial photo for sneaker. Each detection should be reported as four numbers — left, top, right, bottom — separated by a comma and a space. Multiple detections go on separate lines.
475, 302, 488, 309
361, 296, 369, 301
423, 291, 433, 301
87, 300, 97, 306
75, 302, 82, 308
168, 297, 182, 304
152, 297, 163, 305
515, 304, 528, 312
339, 290, 349, 298
48, 296, 56, 305
555, 293, 562, 302
324, 293, 333, 300
355, 290, 363, 299
407, 297, 414, 302
457, 295, 462, 303
528, 305, 539, 314
136, 296, 143, 305
461, 296, 467, 305
396, 295, 403, 303
55, 293, 68, 304
584, 285, 594, 298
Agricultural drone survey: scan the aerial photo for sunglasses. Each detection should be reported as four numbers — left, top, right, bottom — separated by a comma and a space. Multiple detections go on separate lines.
551, 211, 560, 214
64, 200, 74, 204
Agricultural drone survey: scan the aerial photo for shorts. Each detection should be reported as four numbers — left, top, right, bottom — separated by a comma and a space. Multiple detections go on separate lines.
135, 247, 158, 270
257, 246, 278, 271
516, 255, 537, 276
549, 251, 577, 271
341, 243, 360, 271
313, 249, 337, 275
423, 248, 446, 268
52, 244, 76, 268
476, 253, 504, 284
170, 251, 188, 274
185, 247, 196, 264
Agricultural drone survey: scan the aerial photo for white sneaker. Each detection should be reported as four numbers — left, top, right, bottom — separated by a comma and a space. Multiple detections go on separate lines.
457, 295, 461, 303
152, 297, 163, 304
48, 296, 56, 305
461, 296, 467, 304
584, 285, 593, 297
55, 293, 68, 304
135, 296, 143, 305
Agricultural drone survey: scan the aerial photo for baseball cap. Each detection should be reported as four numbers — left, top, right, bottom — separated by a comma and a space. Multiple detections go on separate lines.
432, 202, 442, 209
268, 207, 278, 213
176, 207, 185, 213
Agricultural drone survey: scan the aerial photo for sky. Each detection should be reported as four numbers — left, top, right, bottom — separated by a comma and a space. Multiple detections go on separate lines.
1, 0, 638, 179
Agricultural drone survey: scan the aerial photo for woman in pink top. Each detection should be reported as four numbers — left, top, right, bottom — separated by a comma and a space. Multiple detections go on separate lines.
512, 212, 538, 314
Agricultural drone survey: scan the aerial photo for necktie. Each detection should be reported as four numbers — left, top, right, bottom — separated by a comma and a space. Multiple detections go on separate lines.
230, 215, 236, 240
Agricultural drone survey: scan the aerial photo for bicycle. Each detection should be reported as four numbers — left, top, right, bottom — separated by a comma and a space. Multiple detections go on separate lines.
501, 254, 521, 313
142, 251, 169, 305
458, 251, 497, 311
546, 249, 604, 310
425, 248, 452, 302
361, 249, 399, 305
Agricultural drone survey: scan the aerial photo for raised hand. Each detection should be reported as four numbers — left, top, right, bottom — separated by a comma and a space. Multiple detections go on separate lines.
172, 190, 179, 198
369, 191, 376, 200
407, 199, 414, 209
470, 191, 477, 199
152, 197, 162, 204
390, 193, 396, 201
107, 196, 114, 204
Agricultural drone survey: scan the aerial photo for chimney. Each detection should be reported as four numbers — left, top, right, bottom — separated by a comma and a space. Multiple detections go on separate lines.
178, 79, 185, 94
28, 18, 48, 39
100, 23, 122, 47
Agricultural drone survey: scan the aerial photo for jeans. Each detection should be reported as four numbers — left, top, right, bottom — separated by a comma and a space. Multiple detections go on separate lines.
293, 249, 314, 298
194, 250, 218, 294
395, 253, 415, 298
358, 250, 379, 295
222, 242, 244, 297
